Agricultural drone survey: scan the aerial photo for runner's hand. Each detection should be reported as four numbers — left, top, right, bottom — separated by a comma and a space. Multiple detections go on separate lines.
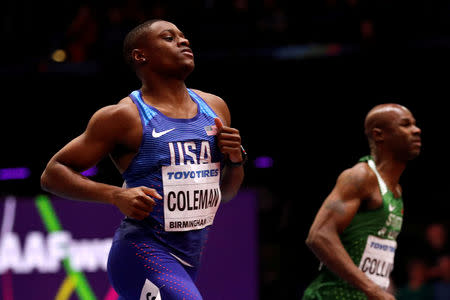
112, 186, 161, 220
366, 286, 396, 300
214, 118, 242, 163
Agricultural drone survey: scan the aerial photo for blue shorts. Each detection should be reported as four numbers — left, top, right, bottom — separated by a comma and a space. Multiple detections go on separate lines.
107, 239, 202, 300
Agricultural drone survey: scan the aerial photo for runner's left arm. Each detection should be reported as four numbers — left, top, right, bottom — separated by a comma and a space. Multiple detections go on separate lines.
191, 90, 245, 202
214, 117, 244, 202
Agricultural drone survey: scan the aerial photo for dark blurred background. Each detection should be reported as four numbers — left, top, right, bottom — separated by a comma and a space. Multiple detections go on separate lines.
1, 0, 449, 299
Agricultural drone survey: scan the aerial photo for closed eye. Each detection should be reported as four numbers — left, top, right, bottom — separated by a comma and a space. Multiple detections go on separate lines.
162, 36, 174, 41
399, 117, 416, 127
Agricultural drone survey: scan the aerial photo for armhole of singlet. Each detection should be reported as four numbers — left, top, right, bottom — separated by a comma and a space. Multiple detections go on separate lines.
121, 91, 157, 183
187, 89, 218, 118
367, 159, 388, 196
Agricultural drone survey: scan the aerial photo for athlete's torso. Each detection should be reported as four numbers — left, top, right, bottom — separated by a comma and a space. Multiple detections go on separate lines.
303, 156, 404, 300
113, 89, 223, 267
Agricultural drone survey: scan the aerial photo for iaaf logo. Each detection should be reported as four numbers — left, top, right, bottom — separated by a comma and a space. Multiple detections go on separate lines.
0, 231, 112, 274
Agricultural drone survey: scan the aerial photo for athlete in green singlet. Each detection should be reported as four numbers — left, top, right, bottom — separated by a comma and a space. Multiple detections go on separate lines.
303, 104, 421, 300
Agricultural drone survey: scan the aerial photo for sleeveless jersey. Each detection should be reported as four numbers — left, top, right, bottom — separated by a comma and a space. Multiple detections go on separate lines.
303, 156, 404, 300
113, 89, 223, 267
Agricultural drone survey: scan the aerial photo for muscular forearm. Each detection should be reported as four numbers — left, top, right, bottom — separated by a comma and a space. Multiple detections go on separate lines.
41, 160, 121, 205
306, 229, 377, 295
220, 165, 244, 202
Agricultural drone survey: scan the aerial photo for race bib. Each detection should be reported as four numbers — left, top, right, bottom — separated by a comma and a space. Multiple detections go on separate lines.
162, 163, 221, 232
358, 235, 397, 289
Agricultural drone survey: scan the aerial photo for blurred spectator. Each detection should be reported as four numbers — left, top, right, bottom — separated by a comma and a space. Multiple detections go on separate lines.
65, 4, 99, 63
360, 19, 374, 40
424, 223, 449, 282
256, 0, 289, 45
396, 258, 434, 300
433, 255, 450, 300
100, 5, 129, 63
121, 0, 149, 24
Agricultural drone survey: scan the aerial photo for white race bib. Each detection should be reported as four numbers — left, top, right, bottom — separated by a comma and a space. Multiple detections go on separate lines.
359, 235, 397, 289
162, 163, 221, 232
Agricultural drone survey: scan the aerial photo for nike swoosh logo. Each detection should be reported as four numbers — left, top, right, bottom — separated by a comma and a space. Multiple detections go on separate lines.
152, 128, 175, 138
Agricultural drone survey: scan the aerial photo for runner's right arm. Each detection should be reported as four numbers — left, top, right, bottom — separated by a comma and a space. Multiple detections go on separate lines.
40, 104, 160, 220
305, 165, 395, 300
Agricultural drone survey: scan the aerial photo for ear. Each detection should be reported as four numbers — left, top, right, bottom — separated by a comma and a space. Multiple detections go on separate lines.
372, 128, 384, 142
132, 49, 147, 65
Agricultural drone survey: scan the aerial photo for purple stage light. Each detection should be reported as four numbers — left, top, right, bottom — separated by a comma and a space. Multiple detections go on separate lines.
81, 166, 98, 177
0, 167, 31, 180
253, 156, 274, 168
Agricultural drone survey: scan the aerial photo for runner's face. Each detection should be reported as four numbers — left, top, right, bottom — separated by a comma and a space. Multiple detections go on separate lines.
142, 21, 194, 78
385, 108, 421, 160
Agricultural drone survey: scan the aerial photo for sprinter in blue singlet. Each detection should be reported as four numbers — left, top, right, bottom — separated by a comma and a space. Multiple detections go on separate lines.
41, 19, 245, 300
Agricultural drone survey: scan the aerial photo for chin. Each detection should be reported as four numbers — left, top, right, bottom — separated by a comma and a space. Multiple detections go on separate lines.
180, 64, 195, 78
408, 149, 421, 160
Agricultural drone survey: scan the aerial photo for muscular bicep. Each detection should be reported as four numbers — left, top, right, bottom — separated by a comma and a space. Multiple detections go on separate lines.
310, 167, 368, 234
314, 191, 361, 234
214, 99, 231, 127
51, 132, 112, 172
49, 106, 123, 172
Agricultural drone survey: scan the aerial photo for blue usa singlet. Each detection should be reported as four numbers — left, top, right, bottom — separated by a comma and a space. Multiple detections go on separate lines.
107, 89, 223, 300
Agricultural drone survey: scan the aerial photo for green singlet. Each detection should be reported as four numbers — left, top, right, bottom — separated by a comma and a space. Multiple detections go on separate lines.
302, 156, 404, 300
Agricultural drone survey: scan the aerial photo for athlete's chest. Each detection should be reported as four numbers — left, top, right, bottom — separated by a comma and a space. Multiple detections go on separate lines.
140, 117, 221, 166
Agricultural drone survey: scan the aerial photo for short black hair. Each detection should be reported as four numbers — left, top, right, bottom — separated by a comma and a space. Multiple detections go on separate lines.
123, 19, 162, 68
